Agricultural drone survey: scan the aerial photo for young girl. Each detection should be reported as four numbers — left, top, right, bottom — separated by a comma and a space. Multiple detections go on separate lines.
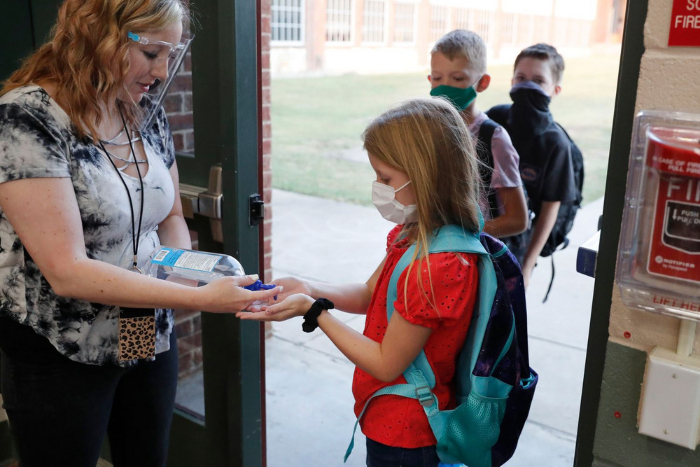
238, 97, 482, 467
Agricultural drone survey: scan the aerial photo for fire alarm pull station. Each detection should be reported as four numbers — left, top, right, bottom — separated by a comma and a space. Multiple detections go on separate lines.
617, 111, 700, 321
618, 111, 700, 449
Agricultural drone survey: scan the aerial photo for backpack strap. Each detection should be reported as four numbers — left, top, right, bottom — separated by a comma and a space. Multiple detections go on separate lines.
477, 119, 501, 221
486, 104, 511, 128
344, 225, 498, 462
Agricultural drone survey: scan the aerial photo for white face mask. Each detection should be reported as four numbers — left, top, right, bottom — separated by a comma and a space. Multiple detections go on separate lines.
372, 180, 418, 224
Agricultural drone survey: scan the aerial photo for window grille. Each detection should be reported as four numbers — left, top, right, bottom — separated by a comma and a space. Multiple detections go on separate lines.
517, 14, 535, 45
454, 7, 469, 30
430, 6, 449, 42
393, 2, 416, 43
553, 17, 569, 46
473, 9, 492, 43
271, 0, 304, 44
327, 0, 353, 43
363, 0, 386, 43
501, 12, 517, 45
533, 15, 550, 43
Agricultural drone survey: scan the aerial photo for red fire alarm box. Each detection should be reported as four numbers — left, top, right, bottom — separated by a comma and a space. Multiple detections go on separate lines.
617, 111, 700, 320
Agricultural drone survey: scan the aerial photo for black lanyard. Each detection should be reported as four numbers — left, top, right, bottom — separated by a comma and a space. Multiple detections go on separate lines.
97, 107, 145, 273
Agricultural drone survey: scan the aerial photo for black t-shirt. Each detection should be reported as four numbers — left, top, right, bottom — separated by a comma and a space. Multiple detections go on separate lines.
487, 104, 576, 219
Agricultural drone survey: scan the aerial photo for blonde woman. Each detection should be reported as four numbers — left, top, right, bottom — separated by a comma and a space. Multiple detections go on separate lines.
0, 1, 278, 466
239, 98, 482, 467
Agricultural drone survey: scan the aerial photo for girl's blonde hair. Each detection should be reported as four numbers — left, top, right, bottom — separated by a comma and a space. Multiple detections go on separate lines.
363, 97, 482, 312
1, 0, 189, 139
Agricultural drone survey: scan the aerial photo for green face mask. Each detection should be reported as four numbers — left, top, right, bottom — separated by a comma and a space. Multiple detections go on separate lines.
430, 84, 477, 111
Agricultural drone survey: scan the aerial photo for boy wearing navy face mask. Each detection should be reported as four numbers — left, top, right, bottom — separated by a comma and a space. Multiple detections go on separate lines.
429, 30, 528, 241
487, 43, 577, 287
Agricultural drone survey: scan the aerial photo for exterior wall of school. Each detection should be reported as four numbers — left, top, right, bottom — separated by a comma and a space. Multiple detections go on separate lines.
270, 0, 616, 77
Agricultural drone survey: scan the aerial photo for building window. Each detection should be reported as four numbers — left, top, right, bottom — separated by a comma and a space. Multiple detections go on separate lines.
363, 0, 386, 43
393, 2, 416, 43
473, 9, 493, 43
517, 14, 535, 45
327, 0, 354, 43
271, 0, 304, 44
501, 12, 517, 46
430, 5, 449, 42
454, 7, 471, 30
533, 15, 550, 43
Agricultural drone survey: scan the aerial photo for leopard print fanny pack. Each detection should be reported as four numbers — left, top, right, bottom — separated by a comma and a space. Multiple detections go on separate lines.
118, 307, 156, 361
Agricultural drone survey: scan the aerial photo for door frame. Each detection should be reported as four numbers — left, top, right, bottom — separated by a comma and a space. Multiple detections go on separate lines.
574, 0, 648, 464
168, 0, 266, 465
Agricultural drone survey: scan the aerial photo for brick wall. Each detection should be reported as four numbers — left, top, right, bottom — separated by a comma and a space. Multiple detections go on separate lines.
174, 308, 203, 377
164, 52, 195, 153
262, 0, 273, 284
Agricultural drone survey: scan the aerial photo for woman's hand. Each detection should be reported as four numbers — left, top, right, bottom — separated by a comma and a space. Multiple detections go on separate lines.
238, 276, 311, 312
197, 275, 283, 313
236, 293, 314, 322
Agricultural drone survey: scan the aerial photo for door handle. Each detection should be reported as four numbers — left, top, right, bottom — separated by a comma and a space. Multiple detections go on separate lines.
180, 165, 224, 242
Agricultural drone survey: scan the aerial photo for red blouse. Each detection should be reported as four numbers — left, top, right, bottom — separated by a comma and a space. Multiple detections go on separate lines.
352, 225, 479, 448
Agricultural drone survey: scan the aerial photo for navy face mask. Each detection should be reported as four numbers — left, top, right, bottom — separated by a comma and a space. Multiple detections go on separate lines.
509, 81, 551, 111
508, 81, 553, 137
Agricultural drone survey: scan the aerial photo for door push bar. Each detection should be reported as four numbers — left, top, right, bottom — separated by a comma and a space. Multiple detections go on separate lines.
179, 165, 265, 243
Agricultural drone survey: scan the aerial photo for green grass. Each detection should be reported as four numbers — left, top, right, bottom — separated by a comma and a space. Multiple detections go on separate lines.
271, 53, 620, 206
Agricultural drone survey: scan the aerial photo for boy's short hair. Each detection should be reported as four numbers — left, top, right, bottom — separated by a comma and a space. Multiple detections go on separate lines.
431, 30, 487, 75
514, 43, 565, 84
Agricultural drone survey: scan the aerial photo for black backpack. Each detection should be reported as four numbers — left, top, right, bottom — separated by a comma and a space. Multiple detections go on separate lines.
539, 123, 584, 257
476, 118, 502, 221
485, 105, 584, 258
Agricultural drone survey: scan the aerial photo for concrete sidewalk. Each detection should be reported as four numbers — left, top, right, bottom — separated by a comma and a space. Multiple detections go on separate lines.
266, 189, 602, 467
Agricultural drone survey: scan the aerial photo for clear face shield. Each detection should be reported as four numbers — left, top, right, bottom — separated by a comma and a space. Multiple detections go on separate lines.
126, 31, 194, 131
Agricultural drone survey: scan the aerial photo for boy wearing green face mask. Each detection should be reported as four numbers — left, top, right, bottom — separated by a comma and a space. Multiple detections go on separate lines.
429, 29, 528, 241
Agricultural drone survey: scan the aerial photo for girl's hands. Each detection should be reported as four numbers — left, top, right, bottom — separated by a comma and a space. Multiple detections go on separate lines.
236, 293, 314, 322
197, 275, 283, 313
266, 277, 314, 303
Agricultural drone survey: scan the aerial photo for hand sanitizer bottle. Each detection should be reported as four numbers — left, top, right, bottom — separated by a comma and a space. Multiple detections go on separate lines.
145, 247, 276, 293
145, 247, 245, 284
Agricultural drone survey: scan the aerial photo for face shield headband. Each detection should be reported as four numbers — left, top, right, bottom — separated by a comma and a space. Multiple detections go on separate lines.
126, 31, 194, 132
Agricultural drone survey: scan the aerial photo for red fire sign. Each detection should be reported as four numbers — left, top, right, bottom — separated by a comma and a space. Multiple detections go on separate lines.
646, 127, 700, 284
669, 0, 700, 46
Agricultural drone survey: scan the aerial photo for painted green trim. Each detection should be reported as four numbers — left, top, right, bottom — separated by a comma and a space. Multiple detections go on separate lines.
592, 343, 700, 466
230, 1, 263, 466
175, 154, 208, 189
0, 1, 34, 82
0, 421, 14, 465
28, 0, 62, 46
574, 0, 648, 465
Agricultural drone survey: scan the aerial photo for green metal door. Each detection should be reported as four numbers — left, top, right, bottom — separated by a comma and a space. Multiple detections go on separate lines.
0, 1, 267, 466
166, 0, 267, 465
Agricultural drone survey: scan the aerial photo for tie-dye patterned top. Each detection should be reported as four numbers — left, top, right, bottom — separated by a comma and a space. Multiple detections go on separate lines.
0, 85, 176, 366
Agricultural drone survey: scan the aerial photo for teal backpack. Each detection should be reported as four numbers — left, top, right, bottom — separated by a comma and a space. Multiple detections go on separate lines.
345, 225, 537, 466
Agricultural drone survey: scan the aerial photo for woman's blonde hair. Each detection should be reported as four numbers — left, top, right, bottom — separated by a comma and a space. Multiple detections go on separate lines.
363, 97, 482, 312
1, 0, 189, 139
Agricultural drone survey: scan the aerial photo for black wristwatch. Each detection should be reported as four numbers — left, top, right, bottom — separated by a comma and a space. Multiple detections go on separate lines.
302, 298, 334, 333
